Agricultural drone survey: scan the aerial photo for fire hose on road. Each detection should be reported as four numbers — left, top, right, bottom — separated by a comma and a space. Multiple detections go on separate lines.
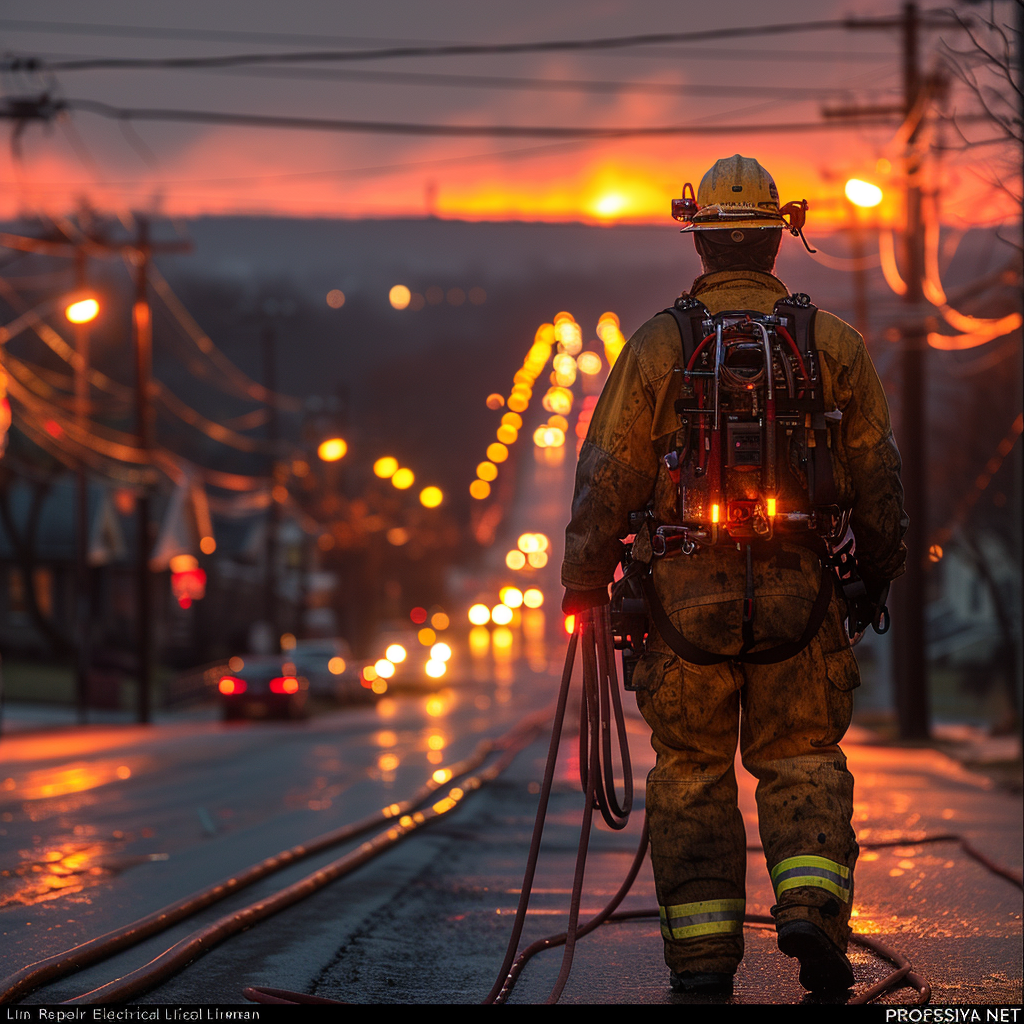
1, 612, 1019, 1005
246, 608, 1018, 1006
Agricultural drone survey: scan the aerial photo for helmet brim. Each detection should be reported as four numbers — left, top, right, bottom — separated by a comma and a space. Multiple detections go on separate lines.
680, 217, 786, 233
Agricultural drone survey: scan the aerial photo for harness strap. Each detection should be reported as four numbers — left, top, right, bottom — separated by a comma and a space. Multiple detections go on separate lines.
639, 557, 834, 666
663, 295, 710, 366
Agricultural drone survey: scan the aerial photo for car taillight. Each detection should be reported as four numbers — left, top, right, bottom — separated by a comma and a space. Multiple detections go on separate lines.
270, 676, 299, 694
219, 676, 246, 695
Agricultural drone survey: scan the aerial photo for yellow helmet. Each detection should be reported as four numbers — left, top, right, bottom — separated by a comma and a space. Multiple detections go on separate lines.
674, 154, 788, 232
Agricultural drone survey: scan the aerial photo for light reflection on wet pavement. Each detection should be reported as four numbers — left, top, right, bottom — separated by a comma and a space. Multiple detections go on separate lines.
0, 687, 1019, 1004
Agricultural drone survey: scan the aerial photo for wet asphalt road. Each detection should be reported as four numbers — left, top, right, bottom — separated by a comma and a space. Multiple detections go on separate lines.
0, 656, 1020, 1008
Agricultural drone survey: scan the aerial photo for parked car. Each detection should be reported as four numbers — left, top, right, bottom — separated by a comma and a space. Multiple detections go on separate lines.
217, 656, 309, 721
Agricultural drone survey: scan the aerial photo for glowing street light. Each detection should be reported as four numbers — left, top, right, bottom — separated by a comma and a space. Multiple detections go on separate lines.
389, 285, 412, 309
419, 485, 443, 508
845, 179, 883, 209
65, 296, 100, 324
391, 467, 415, 489
317, 437, 348, 462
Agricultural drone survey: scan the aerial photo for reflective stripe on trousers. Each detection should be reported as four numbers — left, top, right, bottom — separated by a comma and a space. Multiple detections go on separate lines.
659, 898, 746, 941
770, 855, 851, 902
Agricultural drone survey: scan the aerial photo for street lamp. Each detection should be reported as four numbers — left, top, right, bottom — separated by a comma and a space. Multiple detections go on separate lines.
64, 295, 100, 324
317, 437, 348, 462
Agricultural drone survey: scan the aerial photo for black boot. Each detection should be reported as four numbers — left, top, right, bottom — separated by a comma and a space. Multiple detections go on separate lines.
777, 919, 854, 992
670, 971, 735, 993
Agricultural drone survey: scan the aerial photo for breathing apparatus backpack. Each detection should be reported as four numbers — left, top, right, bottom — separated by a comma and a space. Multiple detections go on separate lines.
610, 291, 889, 686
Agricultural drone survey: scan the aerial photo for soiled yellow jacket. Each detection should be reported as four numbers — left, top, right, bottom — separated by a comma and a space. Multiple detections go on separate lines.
562, 270, 907, 642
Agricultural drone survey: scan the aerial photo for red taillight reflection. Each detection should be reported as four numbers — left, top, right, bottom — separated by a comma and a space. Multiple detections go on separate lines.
270, 676, 299, 694
219, 676, 246, 695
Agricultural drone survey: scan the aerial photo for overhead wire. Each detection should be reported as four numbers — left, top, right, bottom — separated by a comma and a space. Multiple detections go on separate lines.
0, 273, 277, 447
148, 264, 301, 411
192, 63, 900, 100
0, 273, 272, 493
3, 13, 954, 74
65, 98, 911, 138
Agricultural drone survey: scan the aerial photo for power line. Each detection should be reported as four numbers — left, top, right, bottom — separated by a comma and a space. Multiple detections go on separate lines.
65, 98, 910, 138
186, 64, 901, 99
0, 17, 456, 49
3, 13, 959, 74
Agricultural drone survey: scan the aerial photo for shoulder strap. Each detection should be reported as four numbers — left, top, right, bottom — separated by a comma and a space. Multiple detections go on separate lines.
662, 294, 710, 365
773, 292, 817, 360
774, 292, 841, 510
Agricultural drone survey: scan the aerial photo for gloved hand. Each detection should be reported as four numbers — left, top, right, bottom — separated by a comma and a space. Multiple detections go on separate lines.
847, 576, 890, 636
561, 587, 611, 615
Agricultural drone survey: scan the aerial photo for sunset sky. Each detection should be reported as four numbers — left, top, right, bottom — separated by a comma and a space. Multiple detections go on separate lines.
1, 0, 1018, 229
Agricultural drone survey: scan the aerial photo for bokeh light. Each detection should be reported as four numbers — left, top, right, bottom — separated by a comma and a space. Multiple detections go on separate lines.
419, 485, 443, 508
469, 479, 491, 500
524, 588, 544, 608
389, 285, 411, 309
373, 456, 399, 478
326, 289, 345, 308
65, 297, 100, 324
391, 467, 415, 489
317, 437, 348, 462
506, 550, 526, 570
468, 603, 491, 626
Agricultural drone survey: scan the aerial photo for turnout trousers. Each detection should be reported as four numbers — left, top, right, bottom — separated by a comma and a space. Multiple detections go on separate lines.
632, 583, 861, 976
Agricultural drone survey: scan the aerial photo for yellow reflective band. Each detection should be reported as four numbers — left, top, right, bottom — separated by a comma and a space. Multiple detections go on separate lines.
770, 856, 850, 882
659, 899, 745, 941
771, 855, 851, 901
774, 874, 850, 900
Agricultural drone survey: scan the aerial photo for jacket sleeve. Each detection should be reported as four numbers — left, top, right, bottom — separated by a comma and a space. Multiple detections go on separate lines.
561, 341, 660, 590
832, 335, 909, 584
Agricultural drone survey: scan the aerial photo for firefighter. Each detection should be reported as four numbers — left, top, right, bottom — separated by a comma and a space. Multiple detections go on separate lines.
561, 155, 907, 995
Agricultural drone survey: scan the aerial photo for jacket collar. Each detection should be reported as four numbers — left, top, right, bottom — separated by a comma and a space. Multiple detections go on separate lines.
689, 269, 790, 298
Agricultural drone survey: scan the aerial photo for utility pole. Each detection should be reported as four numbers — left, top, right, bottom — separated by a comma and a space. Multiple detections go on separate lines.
263, 318, 280, 653
833, 1, 939, 739
132, 218, 155, 724
1, 220, 190, 724
895, 1, 932, 739
72, 248, 91, 725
